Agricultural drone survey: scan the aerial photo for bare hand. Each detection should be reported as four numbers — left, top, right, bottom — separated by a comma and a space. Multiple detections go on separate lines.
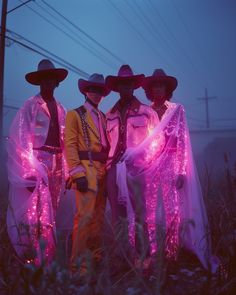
74, 177, 88, 193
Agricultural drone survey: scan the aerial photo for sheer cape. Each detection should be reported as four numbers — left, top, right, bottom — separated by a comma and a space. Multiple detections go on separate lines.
7, 95, 66, 264
117, 102, 217, 271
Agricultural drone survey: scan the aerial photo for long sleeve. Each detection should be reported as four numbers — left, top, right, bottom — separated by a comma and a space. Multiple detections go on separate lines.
8, 100, 36, 179
175, 105, 188, 176
65, 110, 86, 179
149, 107, 159, 133
7, 97, 50, 189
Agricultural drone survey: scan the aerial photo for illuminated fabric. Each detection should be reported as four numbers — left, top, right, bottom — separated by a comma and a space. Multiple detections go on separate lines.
117, 102, 213, 270
7, 94, 66, 264
106, 98, 159, 169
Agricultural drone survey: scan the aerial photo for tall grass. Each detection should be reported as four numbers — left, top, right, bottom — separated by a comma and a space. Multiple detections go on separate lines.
1, 158, 236, 294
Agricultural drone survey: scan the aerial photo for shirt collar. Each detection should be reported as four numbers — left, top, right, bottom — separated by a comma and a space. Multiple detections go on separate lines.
84, 100, 100, 114
110, 96, 141, 114
35, 93, 59, 105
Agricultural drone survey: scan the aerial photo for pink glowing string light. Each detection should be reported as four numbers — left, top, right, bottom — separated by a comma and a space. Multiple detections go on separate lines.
7, 96, 66, 265
117, 102, 215, 270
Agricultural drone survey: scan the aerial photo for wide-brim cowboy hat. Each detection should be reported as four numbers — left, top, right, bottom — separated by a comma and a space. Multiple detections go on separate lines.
106, 64, 144, 92
25, 59, 68, 85
142, 69, 178, 93
78, 73, 111, 97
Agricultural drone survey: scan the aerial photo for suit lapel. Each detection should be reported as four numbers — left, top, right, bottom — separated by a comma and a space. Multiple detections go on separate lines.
35, 95, 50, 117
85, 108, 100, 139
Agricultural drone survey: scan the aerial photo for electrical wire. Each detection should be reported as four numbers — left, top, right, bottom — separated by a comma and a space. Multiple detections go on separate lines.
40, 0, 126, 65
18, 0, 118, 70
4, 33, 89, 77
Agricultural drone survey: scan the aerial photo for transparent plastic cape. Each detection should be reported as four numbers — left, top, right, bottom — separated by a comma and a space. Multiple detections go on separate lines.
117, 102, 217, 271
6, 98, 66, 265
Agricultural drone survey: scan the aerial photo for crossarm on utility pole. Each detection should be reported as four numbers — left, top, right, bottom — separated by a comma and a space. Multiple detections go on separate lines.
197, 88, 217, 129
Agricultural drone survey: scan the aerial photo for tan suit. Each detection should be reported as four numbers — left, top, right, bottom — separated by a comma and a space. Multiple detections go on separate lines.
65, 106, 108, 271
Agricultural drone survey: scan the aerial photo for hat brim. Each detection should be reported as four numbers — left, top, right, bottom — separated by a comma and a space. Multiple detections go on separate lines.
106, 74, 144, 92
25, 68, 68, 85
142, 75, 178, 93
78, 79, 111, 97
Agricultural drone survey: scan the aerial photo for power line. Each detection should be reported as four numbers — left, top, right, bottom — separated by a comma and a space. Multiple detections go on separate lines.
40, 0, 126, 66
170, 0, 207, 66
7, 0, 33, 14
7, 28, 89, 77
124, 0, 175, 70
19, 0, 117, 70
33, 0, 118, 69
169, 0, 218, 88
187, 115, 205, 122
129, 1, 174, 53
106, 0, 171, 69
128, 0, 189, 76
3, 104, 19, 110
4, 33, 89, 78
145, 0, 207, 89
212, 118, 236, 122
122, 0, 207, 90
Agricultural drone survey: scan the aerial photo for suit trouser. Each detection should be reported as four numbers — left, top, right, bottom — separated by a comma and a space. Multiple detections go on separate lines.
107, 164, 150, 258
70, 178, 106, 271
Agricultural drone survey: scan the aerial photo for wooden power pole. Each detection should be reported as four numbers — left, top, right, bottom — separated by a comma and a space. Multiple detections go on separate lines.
0, 0, 8, 147
197, 88, 217, 129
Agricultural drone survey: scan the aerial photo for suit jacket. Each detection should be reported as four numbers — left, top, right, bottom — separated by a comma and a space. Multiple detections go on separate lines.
65, 106, 108, 192
106, 96, 159, 167
18, 94, 66, 149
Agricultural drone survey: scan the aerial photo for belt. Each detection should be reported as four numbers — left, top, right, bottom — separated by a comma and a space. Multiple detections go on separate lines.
78, 151, 108, 163
33, 145, 62, 154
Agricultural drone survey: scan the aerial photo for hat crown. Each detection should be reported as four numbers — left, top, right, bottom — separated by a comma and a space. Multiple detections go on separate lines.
118, 64, 134, 77
88, 73, 105, 84
37, 59, 56, 71
152, 69, 167, 78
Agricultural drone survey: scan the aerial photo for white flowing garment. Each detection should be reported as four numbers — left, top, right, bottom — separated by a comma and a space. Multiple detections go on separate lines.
7, 96, 66, 265
117, 102, 217, 271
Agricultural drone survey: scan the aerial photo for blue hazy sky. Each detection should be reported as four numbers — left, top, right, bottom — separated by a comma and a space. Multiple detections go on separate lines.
3, 0, 236, 133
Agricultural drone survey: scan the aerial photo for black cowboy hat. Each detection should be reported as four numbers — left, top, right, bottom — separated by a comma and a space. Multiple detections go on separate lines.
78, 73, 110, 96
25, 59, 68, 85
106, 64, 144, 92
142, 69, 178, 93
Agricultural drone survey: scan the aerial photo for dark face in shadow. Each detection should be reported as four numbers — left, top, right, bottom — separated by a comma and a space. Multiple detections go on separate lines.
85, 86, 104, 106
117, 80, 135, 99
40, 76, 58, 97
146, 82, 167, 106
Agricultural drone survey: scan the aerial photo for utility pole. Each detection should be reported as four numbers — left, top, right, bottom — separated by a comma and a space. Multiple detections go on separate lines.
0, 0, 8, 209
1, 0, 34, 146
0, 0, 8, 147
197, 88, 216, 129
0, 0, 30, 201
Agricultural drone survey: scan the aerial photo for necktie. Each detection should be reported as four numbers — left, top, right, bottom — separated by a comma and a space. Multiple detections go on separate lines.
93, 109, 107, 148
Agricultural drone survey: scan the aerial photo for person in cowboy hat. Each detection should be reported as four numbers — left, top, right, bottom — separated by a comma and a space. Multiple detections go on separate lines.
143, 69, 178, 120
65, 73, 110, 275
105, 65, 159, 271
138, 69, 218, 272
7, 59, 68, 265
142, 69, 183, 187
